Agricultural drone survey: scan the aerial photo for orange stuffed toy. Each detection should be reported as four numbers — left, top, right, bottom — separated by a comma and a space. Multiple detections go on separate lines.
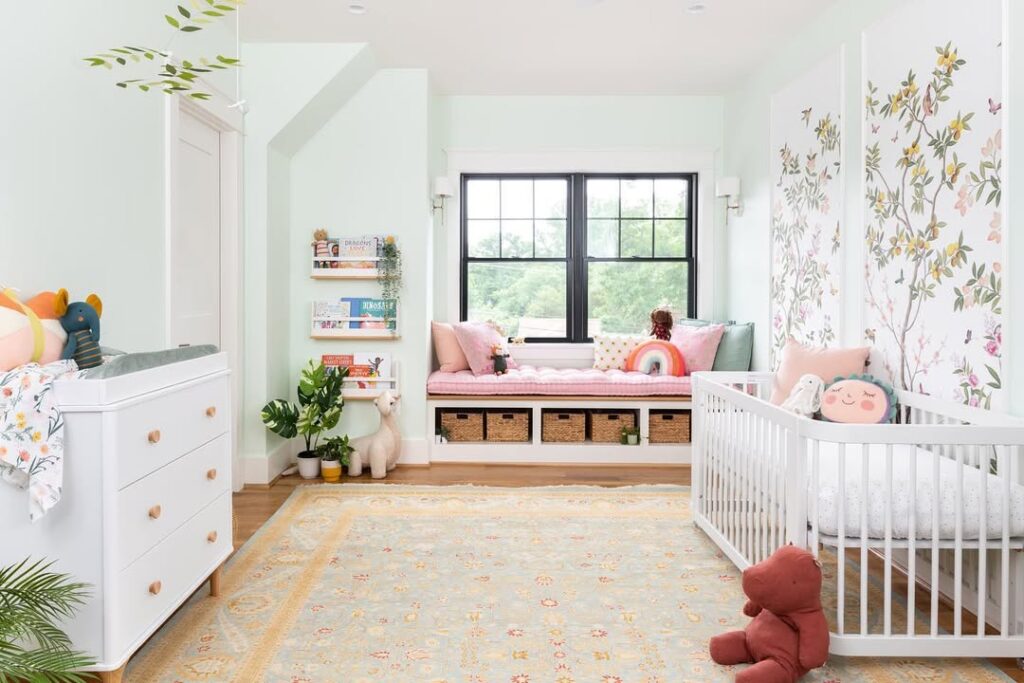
710, 545, 829, 682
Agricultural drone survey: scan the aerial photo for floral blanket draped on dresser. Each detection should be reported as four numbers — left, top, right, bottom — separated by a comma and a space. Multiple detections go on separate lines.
0, 360, 79, 521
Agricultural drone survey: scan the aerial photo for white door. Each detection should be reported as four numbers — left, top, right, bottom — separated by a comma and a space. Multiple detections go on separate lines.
170, 112, 222, 348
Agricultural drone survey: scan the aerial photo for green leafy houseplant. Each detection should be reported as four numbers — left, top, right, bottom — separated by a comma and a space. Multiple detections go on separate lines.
317, 435, 353, 466
621, 425, 641, 445
261, 361, 349, 456
0, 558, 95, 683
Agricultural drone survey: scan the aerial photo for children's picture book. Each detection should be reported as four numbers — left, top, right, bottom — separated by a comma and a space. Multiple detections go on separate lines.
312, 300, 352, 331
322, 353, 392, 389
343, 298, 398, 330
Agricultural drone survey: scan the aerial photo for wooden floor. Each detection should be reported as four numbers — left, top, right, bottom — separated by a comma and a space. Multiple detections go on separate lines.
233, 464, 1022, 681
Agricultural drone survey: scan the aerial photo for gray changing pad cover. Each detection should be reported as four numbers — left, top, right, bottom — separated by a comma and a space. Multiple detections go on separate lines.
83, 345, 219, 379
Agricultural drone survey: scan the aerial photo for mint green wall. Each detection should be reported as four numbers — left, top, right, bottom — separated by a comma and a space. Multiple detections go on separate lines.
722, 0, 906, 371
289, 70, 433, 447
0, 2, 235, 352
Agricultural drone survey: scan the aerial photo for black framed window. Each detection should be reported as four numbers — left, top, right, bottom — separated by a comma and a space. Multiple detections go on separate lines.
461, 173, 696, 342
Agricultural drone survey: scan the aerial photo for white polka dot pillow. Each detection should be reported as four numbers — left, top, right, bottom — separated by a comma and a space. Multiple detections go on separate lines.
593, 334, 647, 371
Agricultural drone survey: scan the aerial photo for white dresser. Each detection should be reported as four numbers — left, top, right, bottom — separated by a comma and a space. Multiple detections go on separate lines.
0, 353, 233, 682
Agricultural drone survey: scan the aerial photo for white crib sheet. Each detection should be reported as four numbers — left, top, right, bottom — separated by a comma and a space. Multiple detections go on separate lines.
809, 443, 1024, 540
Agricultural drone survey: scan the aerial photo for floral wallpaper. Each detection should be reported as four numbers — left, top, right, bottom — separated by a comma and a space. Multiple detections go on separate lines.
769, 51, 845, 369
863, 0, 1004, 408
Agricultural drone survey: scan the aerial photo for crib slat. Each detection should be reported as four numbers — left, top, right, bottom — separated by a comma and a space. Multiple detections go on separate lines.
930, 448, 940, 637
744, 410, 753, 561
837, 442, 846, 635
954, 446, 964, 637
977, 444, 987, 636
860, 443, 869, 636
810, 439, 820, 559
907, 439, 917, 636
884, 444, 892, 636
1000, 445, 1010, 636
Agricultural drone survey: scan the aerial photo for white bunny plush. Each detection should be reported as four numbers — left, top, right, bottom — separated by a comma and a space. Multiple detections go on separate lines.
781, 373, 825, 418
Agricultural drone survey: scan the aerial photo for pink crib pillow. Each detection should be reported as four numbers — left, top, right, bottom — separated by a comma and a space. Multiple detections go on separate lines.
451, 321, 518, 376
670, 323, 725, 375
771, 339, 871, 405
431, 321, 470, 373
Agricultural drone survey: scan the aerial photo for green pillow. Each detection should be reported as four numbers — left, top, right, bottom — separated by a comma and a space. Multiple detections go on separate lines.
676, 319, 754, 372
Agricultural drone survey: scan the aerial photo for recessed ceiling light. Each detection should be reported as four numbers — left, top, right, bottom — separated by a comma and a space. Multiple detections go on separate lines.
348, 1, 367, 14
686, 2, 707, 14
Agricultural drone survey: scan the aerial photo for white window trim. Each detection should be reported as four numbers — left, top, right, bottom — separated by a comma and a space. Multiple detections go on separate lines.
443, 147, 719, 353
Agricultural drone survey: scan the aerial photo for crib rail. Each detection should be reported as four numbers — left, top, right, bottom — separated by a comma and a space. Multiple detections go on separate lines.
691, 371, 1024, 659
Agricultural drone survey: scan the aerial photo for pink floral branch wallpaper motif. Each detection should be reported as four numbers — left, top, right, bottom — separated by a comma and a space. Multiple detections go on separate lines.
863, 0, 1004, 409
769, 51, 845, 370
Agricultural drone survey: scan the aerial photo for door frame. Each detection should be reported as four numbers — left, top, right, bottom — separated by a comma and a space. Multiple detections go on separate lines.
165, 87, 245, 492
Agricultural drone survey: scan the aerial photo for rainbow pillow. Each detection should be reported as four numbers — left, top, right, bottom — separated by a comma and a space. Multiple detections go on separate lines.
624, 339, 687, 377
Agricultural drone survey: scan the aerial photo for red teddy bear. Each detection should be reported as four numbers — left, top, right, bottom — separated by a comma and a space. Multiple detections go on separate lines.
710, 545, 829, 682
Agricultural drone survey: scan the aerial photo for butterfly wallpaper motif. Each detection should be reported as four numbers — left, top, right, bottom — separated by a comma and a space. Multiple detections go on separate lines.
768, 51, 845, 369
863, 0, 1004, 408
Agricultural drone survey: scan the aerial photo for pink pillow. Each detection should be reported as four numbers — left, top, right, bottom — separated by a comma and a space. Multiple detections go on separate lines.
669, 324, 725, 375
451, 321, 519, 376
431, 321, 470, 373
771, 340, 871, 404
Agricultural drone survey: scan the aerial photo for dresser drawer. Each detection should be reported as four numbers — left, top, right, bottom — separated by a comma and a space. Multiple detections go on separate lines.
114, 491, 231, 657
115, 434, 230, 569
113, 376, 228, 488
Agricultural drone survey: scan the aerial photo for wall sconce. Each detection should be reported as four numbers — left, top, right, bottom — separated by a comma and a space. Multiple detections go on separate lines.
433, 176, 454, 226
716, 176, 743, 224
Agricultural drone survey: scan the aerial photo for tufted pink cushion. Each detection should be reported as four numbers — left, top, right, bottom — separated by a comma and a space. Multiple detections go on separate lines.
451, 321, 519, 376
431, 321, 470, 373
771, 339, 871, 405
427, 365, 692, 396
670, 323, 725, 375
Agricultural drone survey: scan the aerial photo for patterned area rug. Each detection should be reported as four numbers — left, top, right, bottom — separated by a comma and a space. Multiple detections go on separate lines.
128, 485, 1011, 682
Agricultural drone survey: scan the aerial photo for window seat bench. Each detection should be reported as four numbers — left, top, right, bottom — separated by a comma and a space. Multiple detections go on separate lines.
426, 366, 692, 466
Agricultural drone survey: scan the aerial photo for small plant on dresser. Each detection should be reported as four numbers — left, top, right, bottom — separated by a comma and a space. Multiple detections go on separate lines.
261, 360, 350, 479
0, 558, 96, 682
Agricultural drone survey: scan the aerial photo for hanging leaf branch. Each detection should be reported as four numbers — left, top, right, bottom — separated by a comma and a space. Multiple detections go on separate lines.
84, 0, 243, 101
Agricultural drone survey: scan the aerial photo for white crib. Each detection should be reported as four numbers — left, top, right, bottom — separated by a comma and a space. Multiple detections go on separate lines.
691, 371, 1024, 660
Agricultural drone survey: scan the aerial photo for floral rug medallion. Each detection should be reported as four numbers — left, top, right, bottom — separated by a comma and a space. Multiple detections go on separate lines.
128, 485, 1010, 682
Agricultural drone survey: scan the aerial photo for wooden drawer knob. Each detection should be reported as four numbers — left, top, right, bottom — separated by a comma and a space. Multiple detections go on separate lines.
207, 530, 218, 543
149, 580, 162, 596
205, 406, 217, 418
147, 430, 161, 444
206, 468, 218, 481
148, 505, 162, 520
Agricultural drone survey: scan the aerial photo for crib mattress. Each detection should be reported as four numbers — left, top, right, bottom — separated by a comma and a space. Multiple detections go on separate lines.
811, 443, 1024, 540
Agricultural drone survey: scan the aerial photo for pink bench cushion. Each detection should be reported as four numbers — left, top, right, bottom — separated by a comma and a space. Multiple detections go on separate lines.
427, 365, 692, 397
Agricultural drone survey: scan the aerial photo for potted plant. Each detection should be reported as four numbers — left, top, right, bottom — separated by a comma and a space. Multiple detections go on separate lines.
621, 425, 641, 446
435, 426, 450, 445
377, 235, 402, 305
261, 360, 349, 479
0, 558, 96, 681
318, 435, 353, 483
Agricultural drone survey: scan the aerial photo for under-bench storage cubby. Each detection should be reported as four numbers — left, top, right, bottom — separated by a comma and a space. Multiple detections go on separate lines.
588, 409, 638, 443
440, 409, 485, 442
542, 409, 586, 442
485, 409, 531, 442
649, 410, 691, 443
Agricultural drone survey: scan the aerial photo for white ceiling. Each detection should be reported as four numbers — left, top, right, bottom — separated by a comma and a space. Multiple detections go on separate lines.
240, 0, 840, 95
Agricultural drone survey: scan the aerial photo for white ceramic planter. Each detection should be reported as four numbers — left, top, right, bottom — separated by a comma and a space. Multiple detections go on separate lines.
297, 453, 321, 479
626, 434, 639, 445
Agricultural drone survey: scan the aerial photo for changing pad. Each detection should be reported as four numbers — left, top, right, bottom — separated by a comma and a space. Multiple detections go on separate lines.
83, 345, 219, 379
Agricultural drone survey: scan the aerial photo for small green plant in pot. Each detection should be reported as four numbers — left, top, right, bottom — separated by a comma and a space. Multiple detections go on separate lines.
317, 435, 353, 483
621, 425, 641, 446
262, 361, 349, 479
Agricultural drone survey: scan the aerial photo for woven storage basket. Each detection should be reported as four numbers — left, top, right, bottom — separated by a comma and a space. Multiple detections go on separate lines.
589, 410, 636, 443
648, 410, 691, 443
441, 410, 484, 442
485, 410, 530, 442
542, 410, 586, 442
